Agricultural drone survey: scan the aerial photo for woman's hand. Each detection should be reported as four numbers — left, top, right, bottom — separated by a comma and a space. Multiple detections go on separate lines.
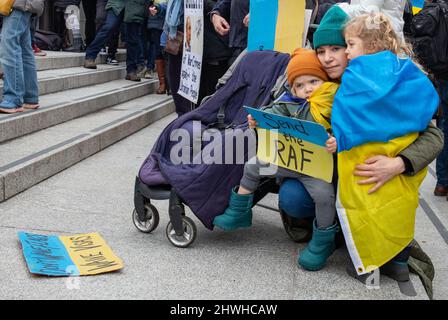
354, 155, 406, 194
326, 136, 337, 153
247, 114, 258, 129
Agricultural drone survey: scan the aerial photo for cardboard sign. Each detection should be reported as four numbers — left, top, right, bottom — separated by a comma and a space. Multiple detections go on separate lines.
248, 0, 306, 54
178, 0, 204, 104
245, 106, 333, 182
19, 232, 123, 276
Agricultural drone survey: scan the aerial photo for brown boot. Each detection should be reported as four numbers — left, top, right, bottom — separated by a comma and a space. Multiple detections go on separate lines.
84, 58, 97, 69
434, 185, 448, 196
155, 59, 167, 94
125, 72, 141, 82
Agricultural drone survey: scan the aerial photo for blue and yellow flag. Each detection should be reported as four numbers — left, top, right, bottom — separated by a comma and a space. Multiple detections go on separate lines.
248, 0, 305, 54
332, 51, 438, 274
411, 0, 425, 14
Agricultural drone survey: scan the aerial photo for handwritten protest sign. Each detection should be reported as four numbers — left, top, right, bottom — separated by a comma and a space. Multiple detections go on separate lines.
178, 0, 204, 104
18, 232, 123, 276
248, 0, 306, 54
245, 106, 333, 183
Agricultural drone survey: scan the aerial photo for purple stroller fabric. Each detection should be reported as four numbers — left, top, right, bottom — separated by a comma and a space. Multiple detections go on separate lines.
138, 50, 290, 230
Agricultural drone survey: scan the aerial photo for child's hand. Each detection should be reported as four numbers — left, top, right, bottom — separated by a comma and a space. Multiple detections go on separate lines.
326, 135, 337, 153
247, 114, 258, 129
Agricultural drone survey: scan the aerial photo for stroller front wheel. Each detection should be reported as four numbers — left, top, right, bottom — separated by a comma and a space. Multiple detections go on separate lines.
166, 216, 197, 248
132, 202, 160, 233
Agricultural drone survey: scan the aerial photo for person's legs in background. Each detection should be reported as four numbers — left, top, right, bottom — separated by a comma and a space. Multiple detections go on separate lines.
136, 24, 147, 78
82, 0, 97, 47
30, 15, 46, 56
84, 9, 123, 69
152, 29, 166, 94
22, 16, 40, 110
197, 60, 228, 105
0, 10, 33, 113
167, 52, 193, 115
125, 22, 143, 81
95, 0, 108, 32
145, 28, 156, 77
105, 30, 119, 65
435, 79, 448, 199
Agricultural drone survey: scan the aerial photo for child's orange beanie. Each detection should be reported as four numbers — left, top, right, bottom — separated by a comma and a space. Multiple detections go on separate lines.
286, 48, 329, 86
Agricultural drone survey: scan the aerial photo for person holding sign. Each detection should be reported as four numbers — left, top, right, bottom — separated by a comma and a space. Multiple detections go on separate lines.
280, 5, 442, 282
213, 48, 341, 272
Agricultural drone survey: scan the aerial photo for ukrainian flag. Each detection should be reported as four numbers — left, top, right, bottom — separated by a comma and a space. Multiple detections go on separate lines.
332, 51, 438, 274
248, 0, 305, 54
411, 0, 424, 14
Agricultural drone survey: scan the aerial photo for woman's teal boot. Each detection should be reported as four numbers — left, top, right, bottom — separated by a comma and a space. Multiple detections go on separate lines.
298, 220, 339, 271
213, 187, 253, 231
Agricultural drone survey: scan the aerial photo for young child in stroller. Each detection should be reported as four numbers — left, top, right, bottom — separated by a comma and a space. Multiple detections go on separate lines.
213, 48, 340, 271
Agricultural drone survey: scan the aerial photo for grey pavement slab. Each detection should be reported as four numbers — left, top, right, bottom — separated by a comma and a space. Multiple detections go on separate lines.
0, 114, 445, 300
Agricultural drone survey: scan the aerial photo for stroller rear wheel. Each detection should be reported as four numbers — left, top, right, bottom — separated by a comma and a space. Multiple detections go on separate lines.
132, 201, 160, 233
166, 216, 197, 248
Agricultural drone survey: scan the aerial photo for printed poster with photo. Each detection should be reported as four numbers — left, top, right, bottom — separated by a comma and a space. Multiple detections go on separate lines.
178, 0, 204, 104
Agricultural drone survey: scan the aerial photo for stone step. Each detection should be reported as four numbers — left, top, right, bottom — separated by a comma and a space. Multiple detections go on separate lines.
0, 94, 175, 202
0, 78, 159, 143
35, 49, 126, 71
0, 63, 127, 97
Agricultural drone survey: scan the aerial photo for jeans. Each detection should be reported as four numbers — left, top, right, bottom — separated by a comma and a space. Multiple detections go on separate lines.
0, 10, 39, 108
279, 178, 315, 219
126, 22, 144, 73
436, 79, 448, 187
146, 28, 163, 70
95, 0, 108, 31
82, 0, 98, 47
30, 15, 38, 45
85, 9, 123, 60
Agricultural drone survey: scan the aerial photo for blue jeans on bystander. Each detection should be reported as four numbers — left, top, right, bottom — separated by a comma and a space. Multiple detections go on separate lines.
0, 10, 39, 111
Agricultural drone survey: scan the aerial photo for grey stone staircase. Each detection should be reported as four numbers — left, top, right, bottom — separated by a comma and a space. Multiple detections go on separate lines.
0, 50, 175, 202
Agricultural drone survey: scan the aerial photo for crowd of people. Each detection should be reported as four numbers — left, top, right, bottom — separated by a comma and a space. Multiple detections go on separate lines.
1, 0, 447, 287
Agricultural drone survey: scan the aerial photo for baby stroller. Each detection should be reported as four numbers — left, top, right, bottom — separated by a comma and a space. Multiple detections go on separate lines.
132, 50, 291, 247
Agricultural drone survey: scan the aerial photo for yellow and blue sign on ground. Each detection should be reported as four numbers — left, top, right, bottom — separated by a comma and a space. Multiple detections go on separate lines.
245, 106, 333, 183
19, 232, 124, 276
248, 0, 305, 54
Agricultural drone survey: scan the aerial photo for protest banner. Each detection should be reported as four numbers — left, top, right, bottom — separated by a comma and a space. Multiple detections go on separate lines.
18, 232, 123, 276
248, 0, 306, 54
245, 106, 333, 183
178, 0, 204, 104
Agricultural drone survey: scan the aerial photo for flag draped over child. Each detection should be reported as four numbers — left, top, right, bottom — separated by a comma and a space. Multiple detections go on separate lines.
332, 51, 439, 275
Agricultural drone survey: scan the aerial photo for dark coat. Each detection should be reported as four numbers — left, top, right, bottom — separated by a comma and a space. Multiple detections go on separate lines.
138, 50, 290, 230
106, 0, 149, 24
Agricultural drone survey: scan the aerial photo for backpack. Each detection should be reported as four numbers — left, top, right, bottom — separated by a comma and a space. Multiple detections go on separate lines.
34, 30, 63, 51
411, 0, 448, 75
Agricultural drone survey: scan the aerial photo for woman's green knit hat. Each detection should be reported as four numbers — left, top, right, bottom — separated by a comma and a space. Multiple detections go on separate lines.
313, 6, 350, 49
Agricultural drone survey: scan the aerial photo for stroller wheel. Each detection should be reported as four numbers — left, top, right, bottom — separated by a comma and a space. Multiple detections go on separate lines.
132, 202, 160, 233
166, 216, 197, 248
